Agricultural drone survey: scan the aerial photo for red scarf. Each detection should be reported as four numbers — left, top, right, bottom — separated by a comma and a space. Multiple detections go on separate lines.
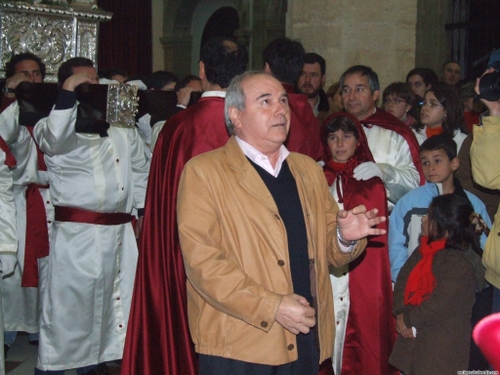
425, 126, 443, 139
324, 157, 360, 204
404, 236, 447, 306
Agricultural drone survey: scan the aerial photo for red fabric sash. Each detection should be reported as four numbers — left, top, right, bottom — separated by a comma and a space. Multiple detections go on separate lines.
20, 125, 49, 287
404, 236, 448, 306
54, 205, 133, 225
361, 108, 425, 185
0, 136, 16, 168
22, 184, 50, 287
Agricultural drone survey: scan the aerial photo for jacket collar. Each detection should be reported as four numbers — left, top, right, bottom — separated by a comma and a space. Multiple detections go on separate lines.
223, 136, 313, 213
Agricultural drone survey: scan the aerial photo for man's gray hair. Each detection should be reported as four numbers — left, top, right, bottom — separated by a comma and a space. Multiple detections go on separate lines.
339, 65, 380, 92
224, 71, 264, 135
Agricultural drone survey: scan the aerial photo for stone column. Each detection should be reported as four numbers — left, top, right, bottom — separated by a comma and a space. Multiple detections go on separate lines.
416, 0, 452, 74
161, 35, 192, 77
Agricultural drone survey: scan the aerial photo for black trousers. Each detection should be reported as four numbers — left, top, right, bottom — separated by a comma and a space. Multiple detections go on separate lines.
199, 331, 320, 375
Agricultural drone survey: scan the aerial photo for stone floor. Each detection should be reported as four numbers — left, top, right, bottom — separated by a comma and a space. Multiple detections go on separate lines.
5, 333, 121, 375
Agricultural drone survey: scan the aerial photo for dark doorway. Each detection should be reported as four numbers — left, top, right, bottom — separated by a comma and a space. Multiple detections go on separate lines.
446, 0, 500, 80
200, 7, 240, 55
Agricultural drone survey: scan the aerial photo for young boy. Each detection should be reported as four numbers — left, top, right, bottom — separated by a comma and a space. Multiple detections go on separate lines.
389, 134, 491, 282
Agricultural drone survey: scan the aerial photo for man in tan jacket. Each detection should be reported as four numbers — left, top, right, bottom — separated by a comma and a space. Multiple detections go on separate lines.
177, 71, 386, 375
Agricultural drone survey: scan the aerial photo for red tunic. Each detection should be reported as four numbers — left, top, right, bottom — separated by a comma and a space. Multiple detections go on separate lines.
361, 109, 425, 185
322, 112, 398, 375
121, 96, 229, 375
283, 83, 323, 161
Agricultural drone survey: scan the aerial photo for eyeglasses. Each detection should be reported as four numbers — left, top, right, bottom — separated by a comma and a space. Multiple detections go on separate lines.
383, 98, 406, 105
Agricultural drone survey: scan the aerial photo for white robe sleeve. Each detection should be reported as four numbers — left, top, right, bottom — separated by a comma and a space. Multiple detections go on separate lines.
33, 105, 79, 156
128, 127, 149, 210
0, 150, 17, 254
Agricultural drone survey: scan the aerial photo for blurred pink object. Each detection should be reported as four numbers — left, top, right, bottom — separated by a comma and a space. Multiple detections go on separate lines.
473, 312, 500, 370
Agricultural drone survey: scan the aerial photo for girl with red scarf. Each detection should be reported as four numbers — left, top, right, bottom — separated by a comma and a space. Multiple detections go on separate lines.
390, 194, 480, 374
321, 113, 397, 375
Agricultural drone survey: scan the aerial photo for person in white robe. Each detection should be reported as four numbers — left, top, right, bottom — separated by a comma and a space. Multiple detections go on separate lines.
0, 143, 18, 375
0, 53, 51, 351
33, 58, 149, 374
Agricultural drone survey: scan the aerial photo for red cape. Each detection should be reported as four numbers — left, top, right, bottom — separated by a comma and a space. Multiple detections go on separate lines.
121, 96, 229, 375
322, 113, 398, 375
283, 83, 322, 161
361, 109, 425, 185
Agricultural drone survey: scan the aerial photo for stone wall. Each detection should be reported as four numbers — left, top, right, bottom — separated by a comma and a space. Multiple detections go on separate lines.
287, 0, 419, 91
152, 0, 453, 88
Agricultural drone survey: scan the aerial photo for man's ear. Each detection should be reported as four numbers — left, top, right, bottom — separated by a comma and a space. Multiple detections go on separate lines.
372, 90, 380, 102
199, 61, 205, 81
229, 107, 241, 129
321, 74, 326, 87
263, 63, 272, 75
451, 157, 460, 171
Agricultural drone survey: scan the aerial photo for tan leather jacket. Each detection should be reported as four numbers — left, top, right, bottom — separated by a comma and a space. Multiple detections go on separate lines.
177, 137, 366, 365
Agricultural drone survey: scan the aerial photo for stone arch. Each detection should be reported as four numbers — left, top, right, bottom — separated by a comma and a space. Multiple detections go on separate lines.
190, 0, 240, 74
162, 0, 287, 76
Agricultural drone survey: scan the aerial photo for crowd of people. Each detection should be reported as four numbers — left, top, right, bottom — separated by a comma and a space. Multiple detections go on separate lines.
0, 36, 499, 375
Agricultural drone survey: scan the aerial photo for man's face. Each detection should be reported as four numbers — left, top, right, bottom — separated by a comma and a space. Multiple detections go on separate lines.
72, 66, 99, 84
442, 62, 461, 86
297, 62, 325, 98
231, 74, 290, 154
341, 73, 379, 120
15, 59, 43, 83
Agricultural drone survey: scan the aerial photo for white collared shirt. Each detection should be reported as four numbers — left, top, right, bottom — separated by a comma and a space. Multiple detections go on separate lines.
235, 136, 289, 177
201, 91, 226, 98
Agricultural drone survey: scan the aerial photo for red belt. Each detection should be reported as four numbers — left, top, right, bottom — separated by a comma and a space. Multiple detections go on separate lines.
22, 183, 50, 288
55, 206, 134, 225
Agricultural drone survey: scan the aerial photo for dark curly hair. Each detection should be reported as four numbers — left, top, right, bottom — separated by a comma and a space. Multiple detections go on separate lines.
200, 37, 248, 89
57, 57, 94, 84
262, 37, 305, 85
5, 52, 46, 80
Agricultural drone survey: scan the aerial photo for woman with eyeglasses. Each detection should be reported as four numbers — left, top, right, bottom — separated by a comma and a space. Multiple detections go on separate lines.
412, 83, 469, 152
382, 82, 418, 127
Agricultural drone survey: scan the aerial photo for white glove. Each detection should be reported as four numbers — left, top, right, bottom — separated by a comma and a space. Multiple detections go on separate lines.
136, 113, 152, 145
126, 80, 148, 90
353, 162, 383, 181
98, 78, 120, 85
0, 254, 17, 278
